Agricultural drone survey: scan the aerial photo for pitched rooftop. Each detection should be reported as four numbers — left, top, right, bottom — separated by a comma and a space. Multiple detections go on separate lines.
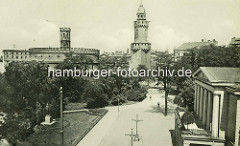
176, 39, 218, 51
193, 67, 240, 84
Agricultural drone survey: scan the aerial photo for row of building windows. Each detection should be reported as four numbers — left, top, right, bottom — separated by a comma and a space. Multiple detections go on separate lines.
5, 52, 28, 55
35, 55, 61, 58
132, 43, 150, 46
5, 55, 28, 59
5, 55, 62, 59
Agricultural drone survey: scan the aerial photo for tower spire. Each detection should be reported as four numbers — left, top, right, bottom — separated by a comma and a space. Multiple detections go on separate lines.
130, 1, 151, 69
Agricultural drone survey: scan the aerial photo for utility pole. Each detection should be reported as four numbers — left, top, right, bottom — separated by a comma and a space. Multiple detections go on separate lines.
125, 128, 136, 146
60, 87, 64, 145
132, 114, 143, 140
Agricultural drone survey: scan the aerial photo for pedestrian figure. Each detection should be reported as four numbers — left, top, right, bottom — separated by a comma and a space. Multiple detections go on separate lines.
157, 102, 160, 108
150, 96, 152, 100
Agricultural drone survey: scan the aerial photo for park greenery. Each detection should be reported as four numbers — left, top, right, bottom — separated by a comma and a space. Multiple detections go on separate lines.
0, 44, 239, 145
154, 51, 176, 116
0, 54, 148, 145
173, 45, 240, 111
181, 111, 195, 130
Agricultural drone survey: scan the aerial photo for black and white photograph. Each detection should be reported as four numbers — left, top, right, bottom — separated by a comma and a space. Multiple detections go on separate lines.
0, 0, 240, 146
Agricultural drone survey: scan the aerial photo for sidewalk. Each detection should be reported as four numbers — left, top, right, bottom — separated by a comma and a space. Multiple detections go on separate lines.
76, 106, 119, 146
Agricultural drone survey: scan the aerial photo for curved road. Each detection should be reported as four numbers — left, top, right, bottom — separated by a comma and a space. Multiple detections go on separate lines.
77, 89, 176, 146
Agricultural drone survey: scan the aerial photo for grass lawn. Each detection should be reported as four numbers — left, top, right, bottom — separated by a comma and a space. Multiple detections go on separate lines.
19, 109, 107, 146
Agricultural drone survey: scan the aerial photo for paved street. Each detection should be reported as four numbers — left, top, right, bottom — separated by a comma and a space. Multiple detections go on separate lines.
77, 89, 176, 146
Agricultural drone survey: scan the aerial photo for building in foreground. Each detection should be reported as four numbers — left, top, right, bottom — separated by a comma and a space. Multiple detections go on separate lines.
175, 67, 240, 146
2, 27, 100, 71
174, 39, 218, 61
129, 2, 151, 69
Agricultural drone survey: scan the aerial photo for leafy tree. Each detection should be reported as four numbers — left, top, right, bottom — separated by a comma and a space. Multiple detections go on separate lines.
178, 45, 240, 72
0, 61, 60, 145
124, 87, 147, 102
155, 51, 175, 116
181, 111, 195, 130
56, 55, 93, 102
99, 54, 129, 70
174, 79, 195, 111
174, 45, 240, 112
56, 54, 94, 70
0, 74, 15, 113
83, 81, 108, 108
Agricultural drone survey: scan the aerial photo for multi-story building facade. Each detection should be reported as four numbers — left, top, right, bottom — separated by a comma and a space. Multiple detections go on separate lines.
2, 27, 100, 71
3, 47, 99, 69
229, 37, 240, 47
129, 3, 151, 69
174, 39, 218, 61
175, 67, 240, 146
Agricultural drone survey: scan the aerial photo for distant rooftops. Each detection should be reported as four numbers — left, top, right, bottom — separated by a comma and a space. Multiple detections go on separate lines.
3, 49, 28, 52
176, 39, 218, 51
3, 47, 100, 55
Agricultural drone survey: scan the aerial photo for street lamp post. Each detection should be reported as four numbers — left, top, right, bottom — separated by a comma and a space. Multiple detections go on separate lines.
60, 87, 64, 145
132, 114, 143, 140
125, 128, 135, 146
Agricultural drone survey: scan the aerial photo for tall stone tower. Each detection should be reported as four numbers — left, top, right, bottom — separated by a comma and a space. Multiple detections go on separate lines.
129, 3, 151, 69
60, 27, 71, 52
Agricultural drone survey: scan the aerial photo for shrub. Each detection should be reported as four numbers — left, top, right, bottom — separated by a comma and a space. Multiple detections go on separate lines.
110, 95, 127, 106
181, 111, 195, 130
83, 82, 109, 108
124, 87, 147, 102
173, 96, 182, 105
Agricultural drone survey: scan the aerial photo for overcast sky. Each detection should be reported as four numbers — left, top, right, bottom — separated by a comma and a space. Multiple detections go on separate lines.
0, 0, 240, 55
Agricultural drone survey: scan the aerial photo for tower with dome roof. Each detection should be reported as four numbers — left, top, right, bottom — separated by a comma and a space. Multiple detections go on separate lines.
129, 2, 151, 69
